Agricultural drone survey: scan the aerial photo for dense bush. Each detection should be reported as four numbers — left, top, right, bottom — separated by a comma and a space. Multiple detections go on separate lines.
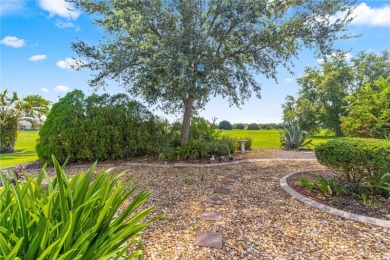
234, 123, 245, 129
37, 90, 167, 163
190, 117, 220, 142
218, 120, 232, 130
341, 77, 390, 139
315, 138, 390, 194
0, 156, 155, 259
247, 123, 260, 130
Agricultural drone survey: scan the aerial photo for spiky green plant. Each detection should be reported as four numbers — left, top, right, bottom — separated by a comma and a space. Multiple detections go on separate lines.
0, 156, 156, 259
280, 122, 313, 150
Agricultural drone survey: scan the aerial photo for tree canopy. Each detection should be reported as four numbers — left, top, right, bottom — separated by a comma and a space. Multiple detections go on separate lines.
70, 0, 356, 142
282, 50, 390, 136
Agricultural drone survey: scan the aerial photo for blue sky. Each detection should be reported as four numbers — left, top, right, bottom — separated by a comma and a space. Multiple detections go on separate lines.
1, 0, 390, 124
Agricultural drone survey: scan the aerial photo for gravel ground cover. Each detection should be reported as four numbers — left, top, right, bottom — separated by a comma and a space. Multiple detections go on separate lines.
5, 150, 390, 259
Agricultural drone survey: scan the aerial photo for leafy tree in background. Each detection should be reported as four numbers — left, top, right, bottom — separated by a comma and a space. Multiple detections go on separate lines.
247, 123, 260, 130
234, 123, 245, 130
282, 51, 390, 136
341, 77, 390, 139
0, 89, 50, 153
218, 120, 232, 130
70, 0, 356, 143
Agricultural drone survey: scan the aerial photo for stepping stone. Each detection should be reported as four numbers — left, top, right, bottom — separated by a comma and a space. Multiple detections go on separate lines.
205, 197, 225, 205
226, 175, 240, 180
194, 231, 223, 249
220, 180, 234, 186
214, 187, 230, 195
201, 212, 222, 221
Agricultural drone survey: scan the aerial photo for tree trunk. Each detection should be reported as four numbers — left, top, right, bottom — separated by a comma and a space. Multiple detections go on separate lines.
181, 96, 194, 144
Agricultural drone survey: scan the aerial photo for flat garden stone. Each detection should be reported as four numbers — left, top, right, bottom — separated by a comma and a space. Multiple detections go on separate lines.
220, 180, 234, 186
194, 231, 223, 249
214, 187, 231, 195
201, 212, 222, 221
205, 197, 225, 205
226, 175, 240, 180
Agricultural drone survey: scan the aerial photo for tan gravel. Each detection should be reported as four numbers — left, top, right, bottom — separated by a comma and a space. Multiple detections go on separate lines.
110, 160, 389, 259
21, 150, 390, 259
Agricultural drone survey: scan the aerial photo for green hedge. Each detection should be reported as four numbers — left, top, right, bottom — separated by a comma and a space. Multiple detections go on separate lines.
37, 90, 166, 164
315, 138, 390, 189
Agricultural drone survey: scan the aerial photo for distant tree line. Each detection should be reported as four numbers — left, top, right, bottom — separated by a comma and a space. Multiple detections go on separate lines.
218, 121, 284, 130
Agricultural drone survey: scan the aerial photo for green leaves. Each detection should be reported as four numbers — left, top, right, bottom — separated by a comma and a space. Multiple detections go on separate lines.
280, 122, 313, 150
69, 0, 356, 142
315, 138, 390, 195
0, 156, 155, 259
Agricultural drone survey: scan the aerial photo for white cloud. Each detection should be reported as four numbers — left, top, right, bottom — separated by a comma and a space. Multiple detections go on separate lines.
29, 54, 47, 62
333, 3, 390, 27
284, 78, 294, 83
0, 0, 24, 15
40, 88, 50, 93
55, 19, 80, 31
55, 19, 74, 28
317, 52, 353, 63
56, 57, 85, 70
54, 85, 70, 92
38, 0, 80, 20
0, 36, 25, 48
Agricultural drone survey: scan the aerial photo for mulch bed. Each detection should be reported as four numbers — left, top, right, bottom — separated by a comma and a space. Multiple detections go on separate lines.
287, 170, 390, 220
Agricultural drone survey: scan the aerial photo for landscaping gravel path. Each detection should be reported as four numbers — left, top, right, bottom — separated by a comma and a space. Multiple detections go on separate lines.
112, 160, 389, 259
11, 150, 389, 259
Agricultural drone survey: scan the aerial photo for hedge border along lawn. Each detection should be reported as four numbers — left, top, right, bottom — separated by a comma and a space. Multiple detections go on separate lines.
220, 129, 337, 149
0, 130, 39, 168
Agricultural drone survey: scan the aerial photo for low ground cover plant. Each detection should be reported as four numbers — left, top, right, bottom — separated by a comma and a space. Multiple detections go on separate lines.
0, 156, 155, 259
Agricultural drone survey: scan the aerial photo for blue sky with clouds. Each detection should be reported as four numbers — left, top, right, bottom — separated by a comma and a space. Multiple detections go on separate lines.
1, 0, 390, 123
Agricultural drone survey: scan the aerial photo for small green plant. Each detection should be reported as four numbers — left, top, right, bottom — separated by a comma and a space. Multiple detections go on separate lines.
183, 179, 195, 185
0, 156, 155, 259
179, 139, 210, 159
361, 194, 381, 208
299, 173, 342, 197
299, 177, 315, 190
312, 174, 341, 196
280, 122, 313, 150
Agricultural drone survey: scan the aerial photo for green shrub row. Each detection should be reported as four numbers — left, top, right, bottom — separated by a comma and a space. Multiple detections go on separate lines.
37, 90, 167, 164
315, 138, 390, 195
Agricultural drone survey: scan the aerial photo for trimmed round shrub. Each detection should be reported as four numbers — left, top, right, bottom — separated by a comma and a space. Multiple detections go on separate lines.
247, 123, 260, 130
315, 138, 390, 192
218, 120, 232, 130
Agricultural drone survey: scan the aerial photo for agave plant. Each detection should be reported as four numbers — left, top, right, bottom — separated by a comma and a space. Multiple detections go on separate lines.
0, 156, 156, 259
280, 122, 313, 150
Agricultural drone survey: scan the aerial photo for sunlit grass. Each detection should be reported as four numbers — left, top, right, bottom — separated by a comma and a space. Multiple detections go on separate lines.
0, 130, 39, 168
220, 129, 338, 149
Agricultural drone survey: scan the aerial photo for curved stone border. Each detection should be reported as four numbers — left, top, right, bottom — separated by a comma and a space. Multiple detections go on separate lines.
280, 171, 390, 228
1, 158, 318, 172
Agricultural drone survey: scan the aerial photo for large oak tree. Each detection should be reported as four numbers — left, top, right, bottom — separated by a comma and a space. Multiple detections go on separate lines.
70, 0, 356, 143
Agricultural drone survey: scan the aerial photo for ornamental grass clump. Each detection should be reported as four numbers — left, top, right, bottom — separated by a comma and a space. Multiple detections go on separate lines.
0, 156, 155, 259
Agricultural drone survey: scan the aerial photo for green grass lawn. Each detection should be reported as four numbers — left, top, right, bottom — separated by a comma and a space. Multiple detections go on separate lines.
0, 130, 39, 168
220, 129, 337, 149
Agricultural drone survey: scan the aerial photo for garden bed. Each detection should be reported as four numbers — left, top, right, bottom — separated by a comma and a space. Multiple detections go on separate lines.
287, 171, 390, 220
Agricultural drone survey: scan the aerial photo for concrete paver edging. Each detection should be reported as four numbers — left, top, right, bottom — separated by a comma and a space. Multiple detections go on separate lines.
280, 172, 390, 229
